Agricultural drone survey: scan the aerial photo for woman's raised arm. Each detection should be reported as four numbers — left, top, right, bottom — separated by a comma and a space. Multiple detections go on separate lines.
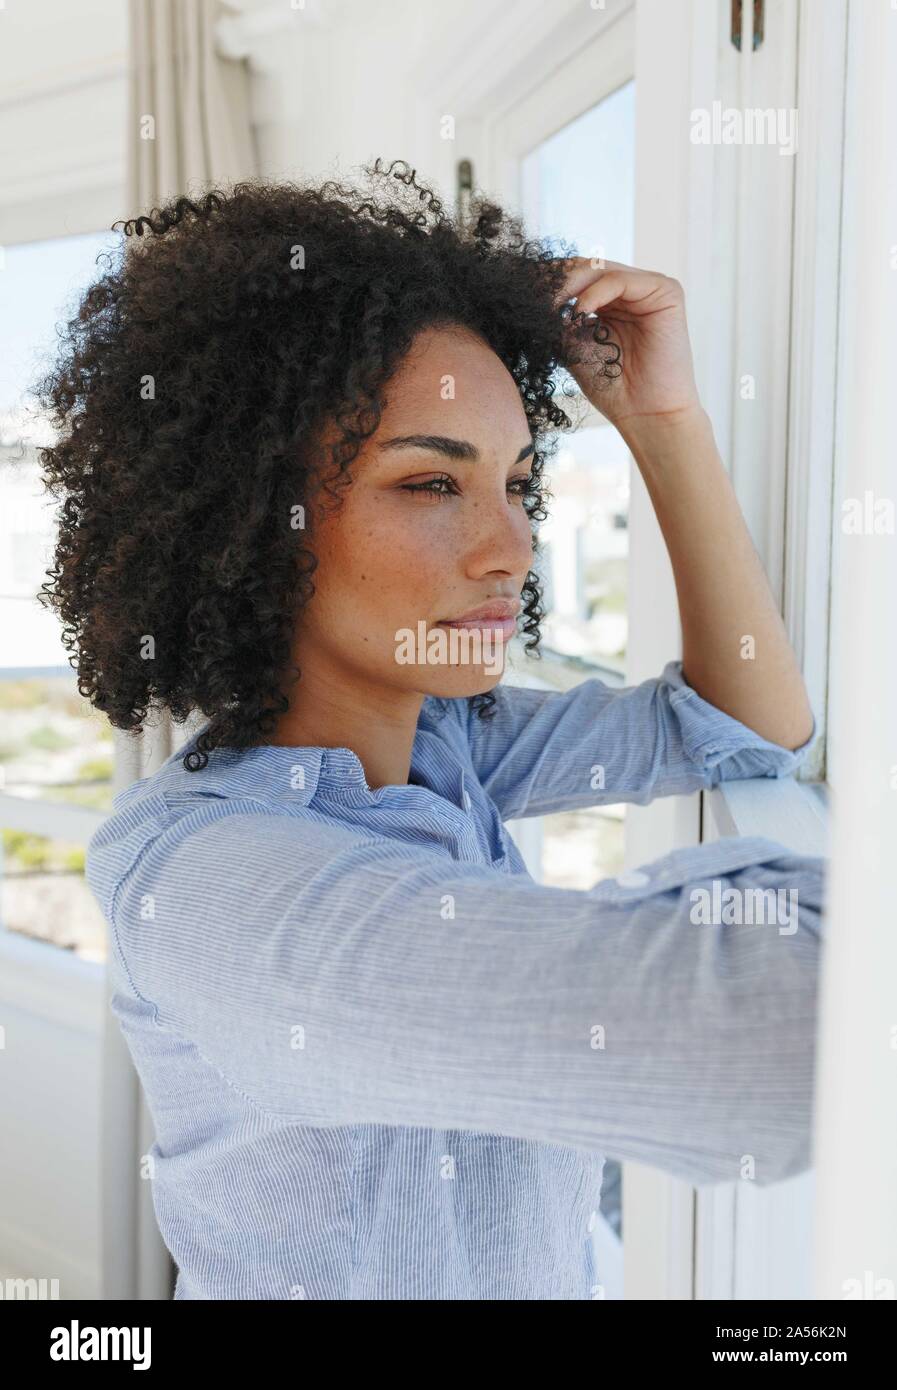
91, 802, 826, 1188
558, 257, 815, 750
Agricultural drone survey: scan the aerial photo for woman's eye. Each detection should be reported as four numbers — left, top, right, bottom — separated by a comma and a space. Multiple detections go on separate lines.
401, 475, 458, 499
401, 474, 536, 500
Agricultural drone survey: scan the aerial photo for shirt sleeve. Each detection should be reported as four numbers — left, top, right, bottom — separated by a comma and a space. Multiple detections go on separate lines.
452, 660, 816, 821
105, 805, 825, 1189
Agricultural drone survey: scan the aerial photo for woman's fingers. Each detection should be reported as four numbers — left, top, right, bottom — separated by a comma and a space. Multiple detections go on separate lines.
554, 255, 637, 304
555, 256, 675, 316
565, 272, 631, 317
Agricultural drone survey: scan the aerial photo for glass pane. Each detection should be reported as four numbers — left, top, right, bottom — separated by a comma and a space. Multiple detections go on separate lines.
0, 674, 114, 812
539, 803, 625, 889
521, 79, 635, 266
537, 424, 629, 672
521, 81, 635, 679
1, 230, 120, 957
1, 830, 108, 963
0, 229, 120, 426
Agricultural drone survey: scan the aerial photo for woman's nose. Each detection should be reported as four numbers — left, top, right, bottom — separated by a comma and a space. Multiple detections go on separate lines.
463, 488, 534, 578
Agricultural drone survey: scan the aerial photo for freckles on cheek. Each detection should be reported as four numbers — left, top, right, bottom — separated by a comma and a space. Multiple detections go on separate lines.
350, 498, 455, 604
373, 542, 444, 616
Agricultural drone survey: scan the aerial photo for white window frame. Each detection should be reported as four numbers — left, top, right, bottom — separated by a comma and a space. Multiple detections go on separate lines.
631, 0, 842, 1301
484, 4, 635, 219
781, 0, 848, 786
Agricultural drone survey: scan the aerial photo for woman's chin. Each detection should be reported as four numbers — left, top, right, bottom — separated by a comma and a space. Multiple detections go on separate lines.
426, 666, 505, 698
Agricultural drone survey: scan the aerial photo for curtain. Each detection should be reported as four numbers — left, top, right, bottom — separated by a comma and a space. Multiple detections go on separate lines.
128, 0, 258, 214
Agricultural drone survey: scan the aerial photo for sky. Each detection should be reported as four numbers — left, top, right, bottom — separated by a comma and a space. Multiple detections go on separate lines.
521, 78, 635, 265
0, 228, 120, 670
0, 228, 120, 428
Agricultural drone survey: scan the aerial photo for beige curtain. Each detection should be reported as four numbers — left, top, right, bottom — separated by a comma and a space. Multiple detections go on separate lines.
102, 0, 259, 1300
128, 0, 258, 214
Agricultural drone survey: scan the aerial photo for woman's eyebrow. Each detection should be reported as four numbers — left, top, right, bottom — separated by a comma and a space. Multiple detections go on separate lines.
377, 434, 535, 465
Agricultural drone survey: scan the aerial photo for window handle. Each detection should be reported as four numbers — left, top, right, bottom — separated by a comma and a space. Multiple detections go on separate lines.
731, 0, 765, 51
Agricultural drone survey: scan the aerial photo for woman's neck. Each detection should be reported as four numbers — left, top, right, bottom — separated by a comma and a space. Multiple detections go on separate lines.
263, 665, 426, 790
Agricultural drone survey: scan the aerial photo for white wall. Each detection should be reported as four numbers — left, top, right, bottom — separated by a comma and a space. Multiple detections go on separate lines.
0, 0, 128, 243
0, 934, 107, 1298
223, 0, 566, 203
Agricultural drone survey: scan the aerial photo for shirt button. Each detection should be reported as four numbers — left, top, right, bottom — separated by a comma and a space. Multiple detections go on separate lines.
616, 869, 650, 888
462, 789, 472, 811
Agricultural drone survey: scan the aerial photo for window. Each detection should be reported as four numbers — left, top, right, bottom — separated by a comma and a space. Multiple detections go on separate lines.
0, 229, 120, 961
520, 79, 635, 681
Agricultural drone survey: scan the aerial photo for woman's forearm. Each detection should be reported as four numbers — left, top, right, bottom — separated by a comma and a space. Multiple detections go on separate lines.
619, 404, 815, 751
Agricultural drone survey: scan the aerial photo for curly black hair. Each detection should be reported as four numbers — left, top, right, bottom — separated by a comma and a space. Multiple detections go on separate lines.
30, 158, 620, 771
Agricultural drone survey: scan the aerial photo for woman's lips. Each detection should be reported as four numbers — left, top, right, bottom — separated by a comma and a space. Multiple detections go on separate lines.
437, 617, 517, 639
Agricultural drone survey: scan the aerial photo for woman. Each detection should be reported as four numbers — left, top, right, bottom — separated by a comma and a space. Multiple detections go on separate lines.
37, 160, 823, 1300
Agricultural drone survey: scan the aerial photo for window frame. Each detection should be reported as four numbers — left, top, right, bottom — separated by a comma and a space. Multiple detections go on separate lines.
483, 3, 636, 214
632, 0, 842, 1303
780, 0, 849, 786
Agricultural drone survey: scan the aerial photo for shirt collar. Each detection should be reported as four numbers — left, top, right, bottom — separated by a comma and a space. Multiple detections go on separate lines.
140, 697, 464, 811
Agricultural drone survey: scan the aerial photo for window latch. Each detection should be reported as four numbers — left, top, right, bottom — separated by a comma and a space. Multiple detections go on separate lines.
731, 0, 765, 51
456, 159, 474, 228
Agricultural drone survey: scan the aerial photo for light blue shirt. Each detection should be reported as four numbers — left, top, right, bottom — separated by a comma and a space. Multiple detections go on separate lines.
86, 661, 825, 1300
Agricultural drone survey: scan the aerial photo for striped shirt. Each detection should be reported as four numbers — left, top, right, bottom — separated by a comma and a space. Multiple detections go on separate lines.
85, 660, 825, 1300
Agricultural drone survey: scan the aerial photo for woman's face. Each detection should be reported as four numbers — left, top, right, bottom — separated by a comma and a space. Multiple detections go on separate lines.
297, 323, 536, 701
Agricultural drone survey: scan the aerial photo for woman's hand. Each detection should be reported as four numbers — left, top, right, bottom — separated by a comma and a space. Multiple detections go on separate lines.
554, 258, 814, 751
556, 257, 702, 431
